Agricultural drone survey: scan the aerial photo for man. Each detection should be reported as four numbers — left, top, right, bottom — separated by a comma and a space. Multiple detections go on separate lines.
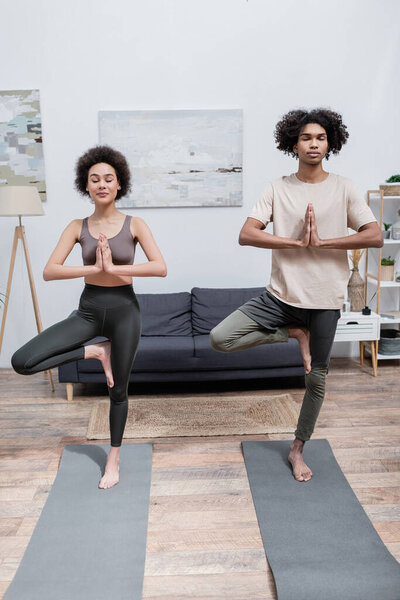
210, 108, 383, 482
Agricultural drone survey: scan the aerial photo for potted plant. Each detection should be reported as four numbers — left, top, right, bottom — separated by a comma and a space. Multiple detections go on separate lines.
381, 256, 395, 281
383, 222, 392, 239
380, 174, 400, 196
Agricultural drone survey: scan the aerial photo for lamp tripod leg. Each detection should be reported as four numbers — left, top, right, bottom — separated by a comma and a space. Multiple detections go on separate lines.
0, 226, 19, 354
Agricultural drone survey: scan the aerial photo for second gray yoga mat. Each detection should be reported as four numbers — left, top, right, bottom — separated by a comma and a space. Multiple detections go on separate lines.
242, 439, 400, 600
4, 443, 152, 600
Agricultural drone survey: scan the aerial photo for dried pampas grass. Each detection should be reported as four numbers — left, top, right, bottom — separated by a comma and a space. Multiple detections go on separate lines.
348, 248, 365, 268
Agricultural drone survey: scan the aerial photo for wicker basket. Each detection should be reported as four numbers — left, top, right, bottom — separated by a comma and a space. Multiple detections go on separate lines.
381, 264, 395, 281
378, 329, 400, 355
380, 183, 400, 196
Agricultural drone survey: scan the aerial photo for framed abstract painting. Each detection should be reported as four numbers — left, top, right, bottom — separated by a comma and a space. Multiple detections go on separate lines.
0, 89, 46, 200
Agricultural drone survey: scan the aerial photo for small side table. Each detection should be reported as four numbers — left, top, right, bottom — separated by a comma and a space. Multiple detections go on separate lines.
334, 311, 380, 376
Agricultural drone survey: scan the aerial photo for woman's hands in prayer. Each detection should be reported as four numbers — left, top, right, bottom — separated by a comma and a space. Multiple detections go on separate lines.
98, 233, 114, 273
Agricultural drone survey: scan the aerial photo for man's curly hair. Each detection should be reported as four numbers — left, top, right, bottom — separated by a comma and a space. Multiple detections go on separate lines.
75, 145, 131, 200
274, 108, 349, 160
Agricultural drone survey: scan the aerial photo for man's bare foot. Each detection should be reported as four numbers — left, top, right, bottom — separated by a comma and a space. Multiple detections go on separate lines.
84, 341, 114, 387
99, 446, 120, 489
288, 326, 311, 374
288, 439, 313, 482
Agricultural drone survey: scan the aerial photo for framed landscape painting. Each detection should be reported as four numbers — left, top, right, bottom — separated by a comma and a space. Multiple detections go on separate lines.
99, 109, 242, 208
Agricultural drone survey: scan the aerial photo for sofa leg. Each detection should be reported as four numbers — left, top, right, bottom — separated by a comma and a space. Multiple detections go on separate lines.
66, 383, 74, 402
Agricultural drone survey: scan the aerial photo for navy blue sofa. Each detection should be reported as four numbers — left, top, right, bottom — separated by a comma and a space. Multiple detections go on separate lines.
58, 287, 304, 400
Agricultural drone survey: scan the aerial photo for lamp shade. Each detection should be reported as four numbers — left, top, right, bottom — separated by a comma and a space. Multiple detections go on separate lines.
0, 186, 44, 216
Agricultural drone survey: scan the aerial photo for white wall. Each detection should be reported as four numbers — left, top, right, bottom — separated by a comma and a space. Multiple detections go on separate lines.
0, 0, 399, 366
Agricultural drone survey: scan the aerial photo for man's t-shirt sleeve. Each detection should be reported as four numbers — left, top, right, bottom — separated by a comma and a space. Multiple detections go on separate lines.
248, 183, 273, 226
347, 180, 377, 231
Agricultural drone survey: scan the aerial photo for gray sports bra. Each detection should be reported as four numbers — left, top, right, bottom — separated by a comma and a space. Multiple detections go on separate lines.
79, 214, 136, 266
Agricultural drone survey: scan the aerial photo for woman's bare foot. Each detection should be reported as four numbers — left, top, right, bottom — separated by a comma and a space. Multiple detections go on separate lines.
288, 438, 313, 482
99, 446, 120, 489
84, 341, 114, 387
288, 326, 311, 374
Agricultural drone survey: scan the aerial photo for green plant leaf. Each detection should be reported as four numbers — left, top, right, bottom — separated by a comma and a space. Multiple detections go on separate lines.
381, 257, 395, 266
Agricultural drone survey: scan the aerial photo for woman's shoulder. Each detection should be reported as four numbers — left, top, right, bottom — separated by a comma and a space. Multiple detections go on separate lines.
130, 215, 148, 228
129, 216, 150, 238
65, 218, 86, 240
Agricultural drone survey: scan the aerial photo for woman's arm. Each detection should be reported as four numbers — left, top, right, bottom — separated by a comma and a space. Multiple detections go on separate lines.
100, 217, 167, 277
43, 220, 102, 281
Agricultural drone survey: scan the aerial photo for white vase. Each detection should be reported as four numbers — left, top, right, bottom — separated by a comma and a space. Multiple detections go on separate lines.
391, 219, 400, 240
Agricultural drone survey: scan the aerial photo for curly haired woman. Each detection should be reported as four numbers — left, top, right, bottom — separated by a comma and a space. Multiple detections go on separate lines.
210, 108, 382, 482
12, 145, 167, 489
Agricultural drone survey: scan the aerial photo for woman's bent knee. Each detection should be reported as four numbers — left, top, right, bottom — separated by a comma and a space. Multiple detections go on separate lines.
11, 349, 29, 375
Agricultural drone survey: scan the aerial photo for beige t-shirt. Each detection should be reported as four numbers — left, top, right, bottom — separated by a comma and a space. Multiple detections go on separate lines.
249, 172, 377, 309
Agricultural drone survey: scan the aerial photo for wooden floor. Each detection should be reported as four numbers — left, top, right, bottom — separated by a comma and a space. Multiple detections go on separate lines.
0, 357, 400, 599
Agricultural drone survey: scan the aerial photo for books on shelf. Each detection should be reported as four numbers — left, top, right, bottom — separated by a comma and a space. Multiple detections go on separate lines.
380, 311, 400, 319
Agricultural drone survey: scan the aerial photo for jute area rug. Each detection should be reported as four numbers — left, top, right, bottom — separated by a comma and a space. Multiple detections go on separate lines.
87, 393, 299, 439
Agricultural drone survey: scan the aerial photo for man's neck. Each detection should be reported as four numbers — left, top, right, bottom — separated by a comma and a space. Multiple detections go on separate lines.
296, 162, 329, 184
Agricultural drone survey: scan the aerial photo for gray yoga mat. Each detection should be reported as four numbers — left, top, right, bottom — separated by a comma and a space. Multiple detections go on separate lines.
4, 443, 152, 600
242, 439, 400, 600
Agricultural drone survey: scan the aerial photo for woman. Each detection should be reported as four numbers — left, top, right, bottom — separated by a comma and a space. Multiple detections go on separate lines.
12, 145, 167, 489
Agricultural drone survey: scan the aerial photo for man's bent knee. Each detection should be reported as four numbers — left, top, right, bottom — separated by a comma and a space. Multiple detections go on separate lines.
209, 327, 231, 353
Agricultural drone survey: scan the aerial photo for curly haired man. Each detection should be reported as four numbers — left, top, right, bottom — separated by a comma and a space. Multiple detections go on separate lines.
210, 108, 383, 482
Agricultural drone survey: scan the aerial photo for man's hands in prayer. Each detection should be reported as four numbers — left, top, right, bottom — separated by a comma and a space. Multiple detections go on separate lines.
298, 203, 322, 248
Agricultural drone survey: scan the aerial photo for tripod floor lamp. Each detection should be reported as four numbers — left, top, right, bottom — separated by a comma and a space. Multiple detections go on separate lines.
0, 186, 54, 391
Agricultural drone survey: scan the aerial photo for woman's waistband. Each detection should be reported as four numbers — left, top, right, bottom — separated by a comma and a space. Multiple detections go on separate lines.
81, 283, 137, 308
84, 283, 134, 292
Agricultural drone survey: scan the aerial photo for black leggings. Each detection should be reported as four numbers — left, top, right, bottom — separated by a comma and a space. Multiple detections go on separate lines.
11, 284, 141, 447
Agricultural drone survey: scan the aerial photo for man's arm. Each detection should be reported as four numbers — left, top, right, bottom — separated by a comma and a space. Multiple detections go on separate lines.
318, 222, 383, 249
239, 204, 311, 249
239, 205, 383, 251
310, 203, 383, 249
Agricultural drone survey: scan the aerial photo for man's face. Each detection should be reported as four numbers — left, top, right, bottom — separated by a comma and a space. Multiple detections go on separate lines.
293, 123, 329, 165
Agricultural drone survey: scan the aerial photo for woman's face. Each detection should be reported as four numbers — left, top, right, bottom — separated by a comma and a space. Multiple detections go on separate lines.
86, 162, 121, 204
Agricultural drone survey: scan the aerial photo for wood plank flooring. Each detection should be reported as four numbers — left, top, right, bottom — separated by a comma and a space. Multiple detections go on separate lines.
0, 357, 399, 599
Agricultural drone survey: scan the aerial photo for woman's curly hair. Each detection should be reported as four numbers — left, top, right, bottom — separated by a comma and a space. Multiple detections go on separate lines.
75, 145, 131, 200
274, 108, 349, 160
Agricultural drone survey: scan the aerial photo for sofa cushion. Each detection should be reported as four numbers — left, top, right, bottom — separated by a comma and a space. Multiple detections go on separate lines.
136, 292, 192, 336
193, 334, 303, 370
76, 336, 196, 373
191, 287, 265, 334
133, 336, 197, 371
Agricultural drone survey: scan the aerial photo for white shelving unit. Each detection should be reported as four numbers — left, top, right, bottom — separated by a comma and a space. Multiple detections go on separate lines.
364, 190, 400, 366
335, 311, 380, 376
